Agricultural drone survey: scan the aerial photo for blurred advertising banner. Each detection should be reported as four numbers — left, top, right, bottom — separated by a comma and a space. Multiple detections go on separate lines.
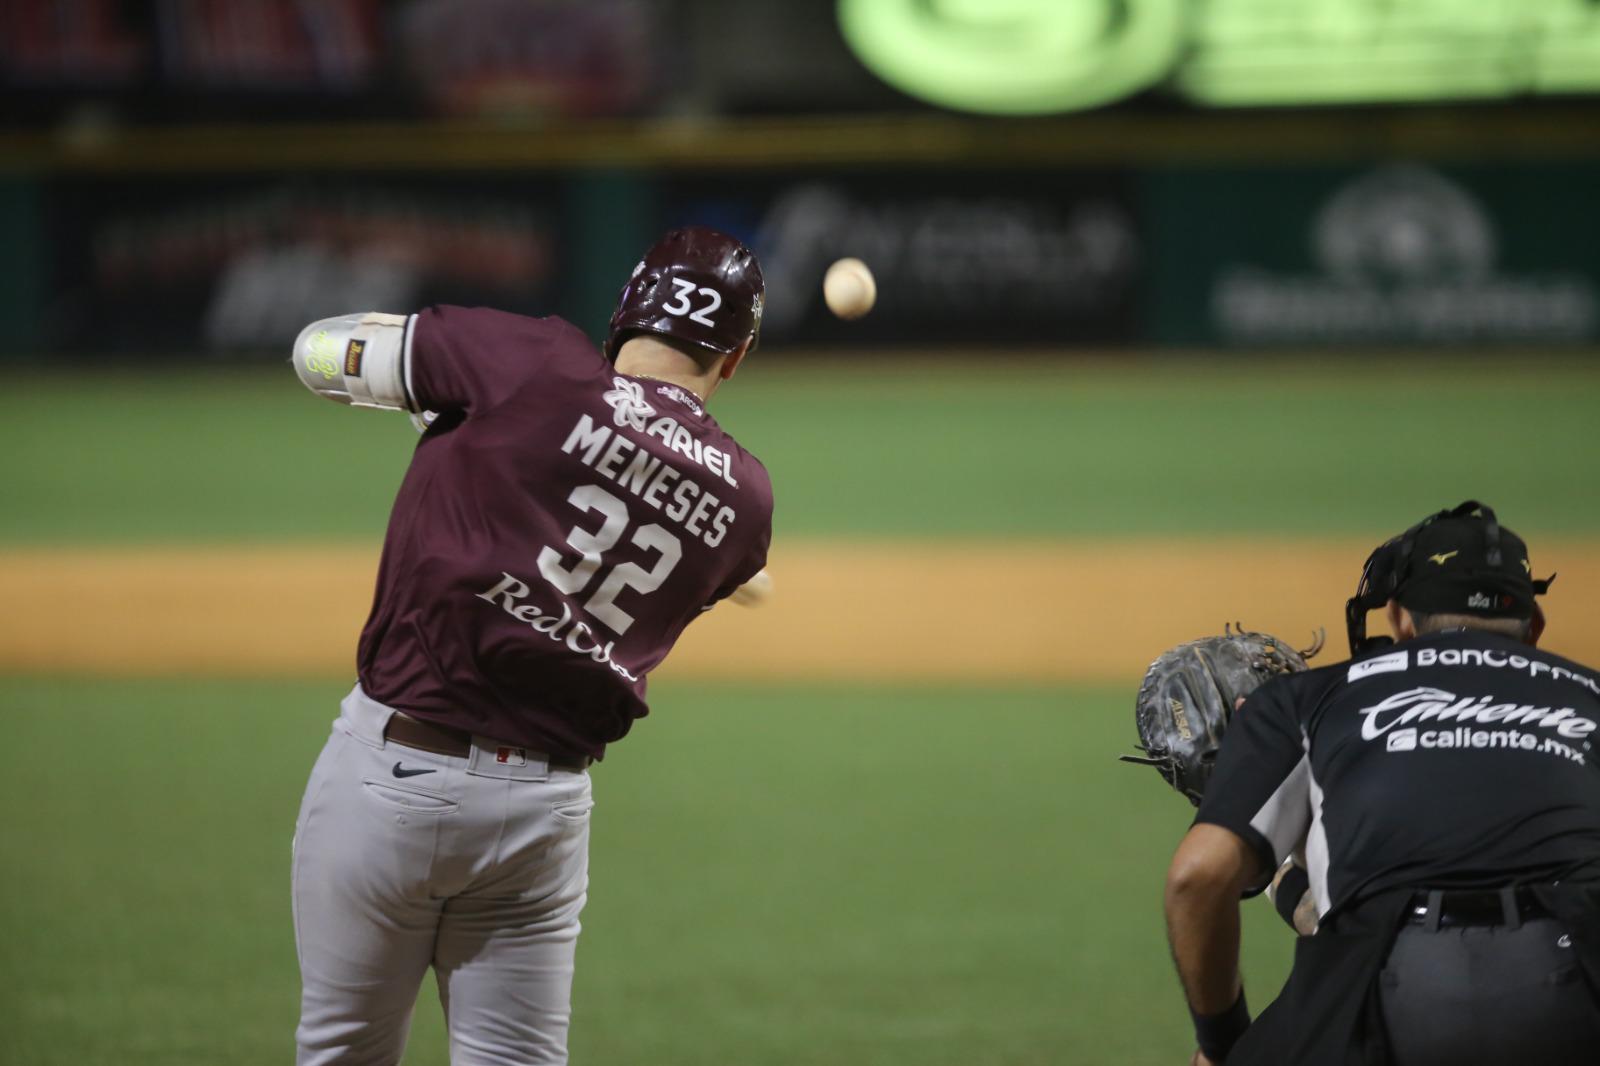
0, 0, 385, 117
40, 176, 562, 353
151, 0, 383, 92
1, 0, 662, 122
1146, 163, 1600, 346
29, 168, 1138, 355
839, 0, 1600, 114
393, 0, 659, 119
8, 2, 1600, 123
664, 172, 1141, 346
19, 160, 1600, 356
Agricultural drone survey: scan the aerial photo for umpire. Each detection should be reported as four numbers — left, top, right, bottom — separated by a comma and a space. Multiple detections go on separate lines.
1165, 501, 1600, 1065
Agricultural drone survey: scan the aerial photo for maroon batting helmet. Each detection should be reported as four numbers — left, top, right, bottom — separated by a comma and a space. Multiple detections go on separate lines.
605, 226, 764, 361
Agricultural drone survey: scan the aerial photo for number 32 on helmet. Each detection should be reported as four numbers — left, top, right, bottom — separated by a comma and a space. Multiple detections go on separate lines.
605, 227, 765, 362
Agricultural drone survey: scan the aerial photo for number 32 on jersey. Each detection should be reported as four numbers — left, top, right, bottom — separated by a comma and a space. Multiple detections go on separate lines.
537, 484, 681, 635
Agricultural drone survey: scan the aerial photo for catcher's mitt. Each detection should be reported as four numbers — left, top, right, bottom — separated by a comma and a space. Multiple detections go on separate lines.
1121, 624, 1323, 806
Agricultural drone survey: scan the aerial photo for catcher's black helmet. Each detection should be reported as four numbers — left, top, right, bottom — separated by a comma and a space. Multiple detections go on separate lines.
605, 226, 764, 362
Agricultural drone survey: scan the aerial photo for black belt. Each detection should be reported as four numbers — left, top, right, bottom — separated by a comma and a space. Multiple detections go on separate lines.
385, 712, 592, 771
1406, 887, 1549, 929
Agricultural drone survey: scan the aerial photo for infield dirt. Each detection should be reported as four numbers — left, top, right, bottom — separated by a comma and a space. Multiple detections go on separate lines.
4, 539, 1597, 681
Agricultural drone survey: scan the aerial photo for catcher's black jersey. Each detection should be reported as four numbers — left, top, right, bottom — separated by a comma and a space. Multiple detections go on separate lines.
1197, 629, 1600, 915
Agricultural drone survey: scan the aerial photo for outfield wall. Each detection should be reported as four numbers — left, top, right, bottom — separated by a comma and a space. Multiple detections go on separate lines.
5, 113, 1599, 359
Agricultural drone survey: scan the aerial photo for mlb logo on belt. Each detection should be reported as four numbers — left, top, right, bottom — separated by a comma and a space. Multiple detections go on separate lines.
496, 746, 528, 766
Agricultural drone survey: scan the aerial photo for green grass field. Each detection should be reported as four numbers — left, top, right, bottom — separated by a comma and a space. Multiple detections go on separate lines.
5, 356, 1600, 543
3, 356, 1599, 1064
0, 675, 1299, 1066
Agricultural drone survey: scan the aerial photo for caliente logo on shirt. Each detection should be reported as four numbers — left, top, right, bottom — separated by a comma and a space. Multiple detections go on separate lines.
1358, 687, 1595, 741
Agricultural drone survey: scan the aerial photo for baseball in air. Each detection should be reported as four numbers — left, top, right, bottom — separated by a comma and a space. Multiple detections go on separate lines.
729, 568, 774, 607
823, 258, 876, 320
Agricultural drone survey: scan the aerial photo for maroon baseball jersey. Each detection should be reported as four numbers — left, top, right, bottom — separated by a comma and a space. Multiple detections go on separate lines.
355, 305, 773, 759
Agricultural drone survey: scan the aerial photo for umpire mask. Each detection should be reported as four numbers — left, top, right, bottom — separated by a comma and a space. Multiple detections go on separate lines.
1345, 501, 1554, 655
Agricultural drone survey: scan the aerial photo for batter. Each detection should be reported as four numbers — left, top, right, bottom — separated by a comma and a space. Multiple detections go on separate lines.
286, 227, 772, 1065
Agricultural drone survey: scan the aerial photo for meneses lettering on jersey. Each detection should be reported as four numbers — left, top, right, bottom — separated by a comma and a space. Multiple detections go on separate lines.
560, 414, 737, 548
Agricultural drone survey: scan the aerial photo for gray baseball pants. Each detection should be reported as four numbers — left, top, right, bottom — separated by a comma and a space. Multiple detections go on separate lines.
292, 686, 593, 1065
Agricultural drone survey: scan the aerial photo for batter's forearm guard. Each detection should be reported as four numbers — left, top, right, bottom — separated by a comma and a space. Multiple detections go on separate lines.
293, 312, 413, 412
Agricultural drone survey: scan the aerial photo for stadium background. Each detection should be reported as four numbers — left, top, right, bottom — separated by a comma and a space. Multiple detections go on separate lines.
3, 2, 1599, 1063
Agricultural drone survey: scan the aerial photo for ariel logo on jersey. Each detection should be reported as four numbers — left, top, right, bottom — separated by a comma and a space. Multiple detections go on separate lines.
1357, 687, 1597, 742
603, 377, 655, 431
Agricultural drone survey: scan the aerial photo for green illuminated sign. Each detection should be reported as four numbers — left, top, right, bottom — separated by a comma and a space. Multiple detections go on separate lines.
836, 0, 1183, 115
837, 0, 1600, 114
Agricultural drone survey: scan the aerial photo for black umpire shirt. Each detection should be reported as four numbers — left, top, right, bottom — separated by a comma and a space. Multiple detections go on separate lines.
1197, 629, 1600, 1066
1199, 628, 1600, 918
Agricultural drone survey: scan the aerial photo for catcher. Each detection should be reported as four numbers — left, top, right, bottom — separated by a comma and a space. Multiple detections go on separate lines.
1123, 626, 1322, 1065
1123, 626, 1324, 939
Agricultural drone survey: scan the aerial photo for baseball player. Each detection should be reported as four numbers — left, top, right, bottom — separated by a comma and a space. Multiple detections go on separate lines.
1164, 502, 1600, 1065
286, 227, 772, 1065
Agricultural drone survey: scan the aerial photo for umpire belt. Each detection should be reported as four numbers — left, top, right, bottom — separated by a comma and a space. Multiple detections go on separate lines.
1407, 886, 1549, 930
385, 711, 592, 772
